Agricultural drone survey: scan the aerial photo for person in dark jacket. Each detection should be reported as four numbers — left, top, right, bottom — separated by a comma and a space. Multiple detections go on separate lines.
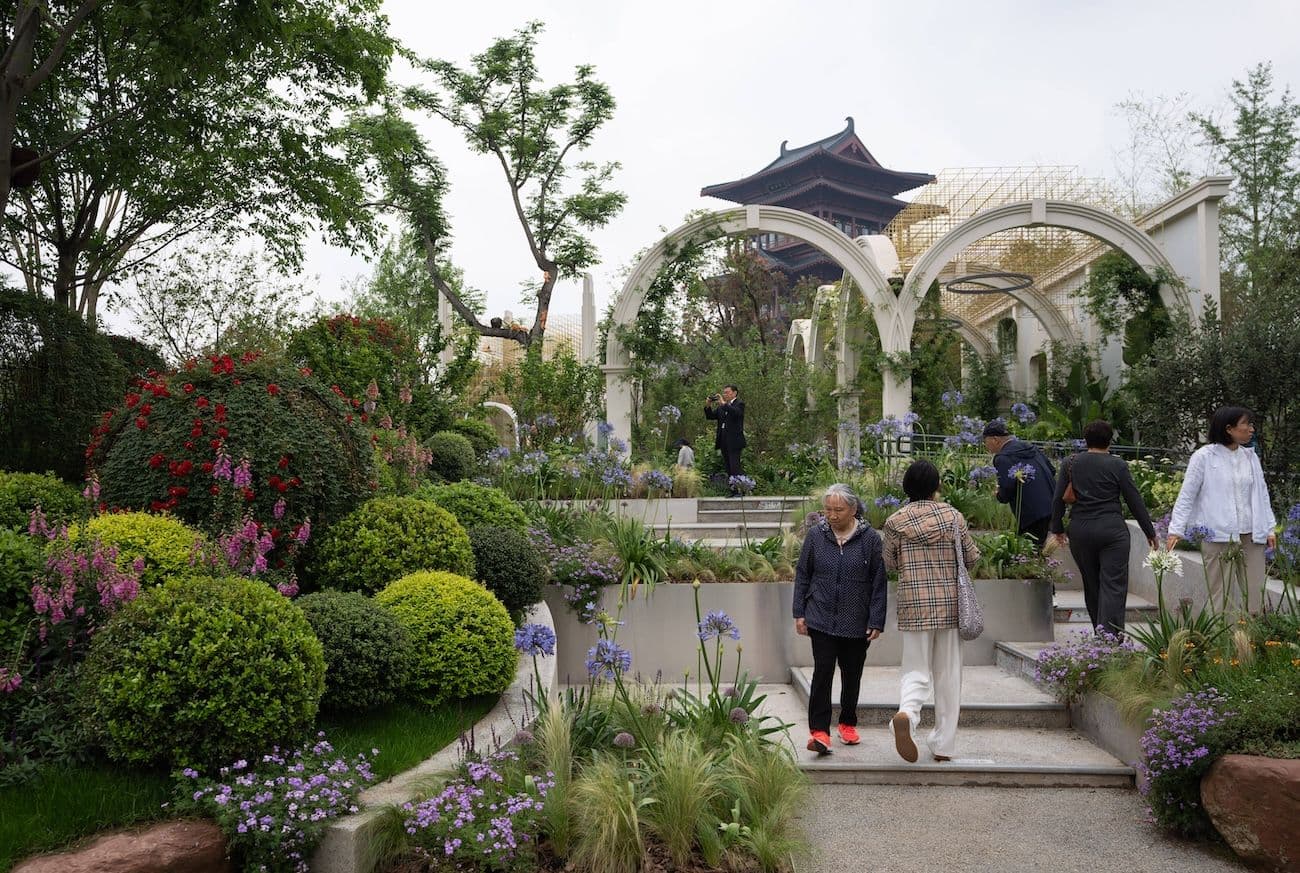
792, 482, 888, 755
1051, 420, 1158, 634
984, 420, 1057, 545
704, 384, 746, 495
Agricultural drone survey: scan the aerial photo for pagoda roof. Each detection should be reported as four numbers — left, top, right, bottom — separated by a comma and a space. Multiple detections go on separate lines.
702, 118, 935, 204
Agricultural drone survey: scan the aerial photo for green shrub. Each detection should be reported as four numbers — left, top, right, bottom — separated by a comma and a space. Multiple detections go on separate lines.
449, 417, 500, 456
0, 471, 87, 531
104, 334, 167, 378
90, 355, 374, 551
75, 512, 205, 588
426, 431, 476, 483
0, 529, 43, 658
468, 525, 547, 618
296, 590, 413, 713
0, 288, 129, 480
418, 481, 527, 534
375, 571, 515, 707
309, 497, 474, 593
82, 574, 324, 767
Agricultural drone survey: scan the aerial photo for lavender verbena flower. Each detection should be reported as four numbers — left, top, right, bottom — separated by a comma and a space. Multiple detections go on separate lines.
1010, 402, 1037, 424
729, 706, 750, 725
1137, 688, 1234, 793
612, 731, 636, 749
585, 639, 632, 680
1033, 629, 1138, 702
1009, 462, 1036, 483
513, 623, 557, 657
698, 610, 741, 642
941, 390, 964, 409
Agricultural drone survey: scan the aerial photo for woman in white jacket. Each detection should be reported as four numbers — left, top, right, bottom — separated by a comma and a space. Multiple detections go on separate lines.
1167, 405, 1277, 612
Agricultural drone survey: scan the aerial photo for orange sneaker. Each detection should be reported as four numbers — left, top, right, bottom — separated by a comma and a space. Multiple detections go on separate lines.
836, 724, 861, 745
806, 731, 832, 755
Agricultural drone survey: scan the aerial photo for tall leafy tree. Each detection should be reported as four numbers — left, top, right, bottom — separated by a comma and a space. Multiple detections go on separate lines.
356, 20, 625, 349
2, 0, 394, 326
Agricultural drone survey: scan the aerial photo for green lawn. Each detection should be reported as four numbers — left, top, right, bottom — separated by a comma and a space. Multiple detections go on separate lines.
0, 694, 499, 871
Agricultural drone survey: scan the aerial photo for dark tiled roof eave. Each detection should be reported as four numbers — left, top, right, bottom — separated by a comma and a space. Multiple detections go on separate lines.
702, 150, 935, 202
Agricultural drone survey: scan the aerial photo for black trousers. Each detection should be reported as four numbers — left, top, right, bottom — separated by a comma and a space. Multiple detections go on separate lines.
721, 446, 744, 479
1020, 517, 1050, 547
807, 628, 870, 733
1067, 517, 1132, 634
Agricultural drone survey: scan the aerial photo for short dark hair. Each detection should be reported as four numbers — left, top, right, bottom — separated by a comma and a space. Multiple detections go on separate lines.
1208, 405, 1252, 446
723, 384, 740, 394
982, 420, 1009, 438
902, 459, 941, 502
1082, 419, 1114, 449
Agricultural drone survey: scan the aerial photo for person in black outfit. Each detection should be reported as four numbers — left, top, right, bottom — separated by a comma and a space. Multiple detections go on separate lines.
704, 384, 746, 495
984, 420, 1057, 546
792, 482, 888, 755
1049, 420, 1158, 634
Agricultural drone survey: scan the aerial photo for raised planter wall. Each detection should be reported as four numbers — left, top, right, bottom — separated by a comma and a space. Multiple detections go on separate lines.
545, 578, 1053, 681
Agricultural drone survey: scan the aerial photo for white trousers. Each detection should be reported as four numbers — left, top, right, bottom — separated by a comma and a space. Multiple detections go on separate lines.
899, 628, 963, 758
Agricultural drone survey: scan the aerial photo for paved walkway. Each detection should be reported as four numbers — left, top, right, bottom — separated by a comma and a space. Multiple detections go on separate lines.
796, 784, 1247, 873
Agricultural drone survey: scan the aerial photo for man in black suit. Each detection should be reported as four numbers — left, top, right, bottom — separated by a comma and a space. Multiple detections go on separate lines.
705, 384, 746, 496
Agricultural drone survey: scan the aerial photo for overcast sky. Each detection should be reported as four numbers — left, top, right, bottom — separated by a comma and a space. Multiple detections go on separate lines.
172, 1, 1300, 330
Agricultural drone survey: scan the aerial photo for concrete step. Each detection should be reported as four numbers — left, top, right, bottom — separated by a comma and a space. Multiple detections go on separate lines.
788, 666, 1068, 729
754, 684, 1133, 788
698, 496, 808, 512
697, 508, 792, 524
1054, 590, 1158, 624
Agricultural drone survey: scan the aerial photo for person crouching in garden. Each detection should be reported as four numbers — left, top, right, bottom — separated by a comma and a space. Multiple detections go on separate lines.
883, 460, 980, 763
792, 483, 888, 755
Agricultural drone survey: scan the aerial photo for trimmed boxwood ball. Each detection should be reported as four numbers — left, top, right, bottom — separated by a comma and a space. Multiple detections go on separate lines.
417, 481, 528, 534
0, 471, 88, 531
449, 417, 499, 457
468, 525, 547, 618
296, 590, 413, 713
0, 528, 44, 656
309, 496, 474, 593
75, 511, 206, 588
375, 571, 516, 707
426, 431, 476, 483
82, 574, 325, 768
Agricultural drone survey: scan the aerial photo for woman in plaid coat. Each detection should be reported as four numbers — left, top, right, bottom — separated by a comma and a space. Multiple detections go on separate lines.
883, 459, 980, 763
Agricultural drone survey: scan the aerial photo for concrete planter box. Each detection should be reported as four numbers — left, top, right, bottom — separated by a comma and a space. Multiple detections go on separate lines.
545, 577, 1053, 680
1068, 691, 1146, 790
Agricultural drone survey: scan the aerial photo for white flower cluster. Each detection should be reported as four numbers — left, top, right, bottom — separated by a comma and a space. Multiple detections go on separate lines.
1142, 549, 1185, 578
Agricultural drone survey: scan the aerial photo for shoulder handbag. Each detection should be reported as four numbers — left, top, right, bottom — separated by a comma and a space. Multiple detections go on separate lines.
1062, 455, 1077, 504
953, 520, 984, 641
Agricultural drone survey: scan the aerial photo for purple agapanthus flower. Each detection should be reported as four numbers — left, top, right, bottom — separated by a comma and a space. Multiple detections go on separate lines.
1008, 462, 1036, 483
513, 623, 557, 657
585, 639, 632, 680
728, 475, 756, 494
698, 610, 741, 642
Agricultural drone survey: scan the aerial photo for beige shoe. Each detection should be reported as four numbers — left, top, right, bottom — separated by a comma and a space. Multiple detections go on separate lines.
891, 712, 918, 763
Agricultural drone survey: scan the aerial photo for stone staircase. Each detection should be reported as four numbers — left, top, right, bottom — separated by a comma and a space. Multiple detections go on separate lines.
756, 664, 1134, 788
649, 496, 807, 547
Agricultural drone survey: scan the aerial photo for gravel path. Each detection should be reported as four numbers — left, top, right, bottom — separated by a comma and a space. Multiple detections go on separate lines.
796, 785, 1247, 873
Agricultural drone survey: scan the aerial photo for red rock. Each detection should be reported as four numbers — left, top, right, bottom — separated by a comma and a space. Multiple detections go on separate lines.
1201, 754, 1300, 872
14, 820, 232, 873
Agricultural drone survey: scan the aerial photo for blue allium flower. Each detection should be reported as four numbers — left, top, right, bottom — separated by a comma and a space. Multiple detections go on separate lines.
728, 706, 750, 725
698, 610, 741, 642
612, 731, 636, 749
968, 465, 998, 484
656, 405, 681, 424
585, 639, 632, 680
941, 390, 964, 409
513, 623, 556, 657
642, 469, 673, 492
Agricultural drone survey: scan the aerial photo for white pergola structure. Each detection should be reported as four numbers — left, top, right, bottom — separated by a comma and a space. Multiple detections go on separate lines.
604, 178, 1230, 465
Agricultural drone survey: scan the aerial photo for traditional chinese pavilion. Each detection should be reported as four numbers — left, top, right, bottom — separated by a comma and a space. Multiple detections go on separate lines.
701, 117, 935, 284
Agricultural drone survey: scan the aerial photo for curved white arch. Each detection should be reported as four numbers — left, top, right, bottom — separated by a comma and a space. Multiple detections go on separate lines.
904, 199, 1189, 321
787, 329, 808, 364
939, 273, 1078, 346
948, 316, 995, 357
480, 401, 519, 449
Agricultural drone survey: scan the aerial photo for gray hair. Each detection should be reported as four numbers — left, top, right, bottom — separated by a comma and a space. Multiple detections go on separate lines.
822, 482, 863, 518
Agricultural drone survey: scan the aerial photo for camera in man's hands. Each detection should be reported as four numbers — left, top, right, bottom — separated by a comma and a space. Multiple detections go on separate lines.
708, 393, 721, 402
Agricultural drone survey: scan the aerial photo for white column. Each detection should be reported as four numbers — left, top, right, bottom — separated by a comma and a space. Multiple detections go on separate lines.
581, 273, 596, 363
603, 364, 634, 456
